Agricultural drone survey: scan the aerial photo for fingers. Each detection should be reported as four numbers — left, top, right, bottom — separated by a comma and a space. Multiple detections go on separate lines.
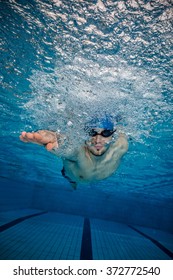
19, 135, 28, 142
45, 142, 58, 151
20, 131, 29, 142
26, 132, 35, 140
19, 131, 58, 150
20, 131, 40, 143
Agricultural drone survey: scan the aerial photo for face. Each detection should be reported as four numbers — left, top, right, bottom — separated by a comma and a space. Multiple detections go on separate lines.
86, 128, 113, 156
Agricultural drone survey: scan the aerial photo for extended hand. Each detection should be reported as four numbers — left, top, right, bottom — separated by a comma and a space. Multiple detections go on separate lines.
19, 130, 58, 151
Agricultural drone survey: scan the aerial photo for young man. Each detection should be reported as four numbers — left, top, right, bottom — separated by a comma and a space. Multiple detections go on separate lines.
20, 117, 128, 189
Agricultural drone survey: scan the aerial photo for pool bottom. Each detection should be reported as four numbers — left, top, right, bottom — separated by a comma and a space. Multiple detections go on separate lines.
0, 209, 173, 260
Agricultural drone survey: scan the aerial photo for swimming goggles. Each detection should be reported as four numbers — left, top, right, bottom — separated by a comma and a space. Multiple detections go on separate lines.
88, 129, 116, 138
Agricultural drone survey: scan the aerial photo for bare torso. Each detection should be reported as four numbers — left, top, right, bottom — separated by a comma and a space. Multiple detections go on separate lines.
61, 136, 128, 183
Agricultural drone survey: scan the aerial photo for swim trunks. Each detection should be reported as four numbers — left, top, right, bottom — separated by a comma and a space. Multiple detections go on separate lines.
61, 167, 77, 190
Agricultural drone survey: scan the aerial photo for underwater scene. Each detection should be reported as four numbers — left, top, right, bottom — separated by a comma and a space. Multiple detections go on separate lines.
0, 0, 173, 260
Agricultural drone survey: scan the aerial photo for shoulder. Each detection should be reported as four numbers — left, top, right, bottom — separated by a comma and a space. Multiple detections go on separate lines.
112, 133, 128, 153
62, 147, 83, 162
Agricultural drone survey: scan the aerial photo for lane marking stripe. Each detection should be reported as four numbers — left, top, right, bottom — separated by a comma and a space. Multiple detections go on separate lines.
0, 211, 47, 232
80, 218, 93, 260
129, 225, 173, 259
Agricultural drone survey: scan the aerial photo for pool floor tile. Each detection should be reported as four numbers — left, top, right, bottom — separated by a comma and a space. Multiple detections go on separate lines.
0, 210, 172, 260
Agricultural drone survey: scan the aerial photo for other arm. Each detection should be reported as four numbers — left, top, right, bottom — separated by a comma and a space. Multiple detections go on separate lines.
112, 132, 128, 156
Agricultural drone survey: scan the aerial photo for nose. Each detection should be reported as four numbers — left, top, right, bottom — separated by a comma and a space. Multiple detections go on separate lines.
95, 134, 102, 143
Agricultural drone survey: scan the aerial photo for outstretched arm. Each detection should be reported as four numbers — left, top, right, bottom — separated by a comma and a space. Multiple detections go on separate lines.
20, 130, 79, 161
19, 130, 60, 151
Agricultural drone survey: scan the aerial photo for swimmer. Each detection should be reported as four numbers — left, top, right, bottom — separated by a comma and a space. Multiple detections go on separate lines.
20, 116, 128, 190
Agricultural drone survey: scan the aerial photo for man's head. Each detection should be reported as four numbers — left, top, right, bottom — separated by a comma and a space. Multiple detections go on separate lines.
85, 116, 116, 156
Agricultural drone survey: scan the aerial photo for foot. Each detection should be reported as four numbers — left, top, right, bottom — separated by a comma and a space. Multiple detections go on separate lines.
19, 130, 59, 151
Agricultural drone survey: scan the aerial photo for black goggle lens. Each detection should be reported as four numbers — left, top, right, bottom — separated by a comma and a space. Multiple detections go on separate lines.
88, 129, 116, 137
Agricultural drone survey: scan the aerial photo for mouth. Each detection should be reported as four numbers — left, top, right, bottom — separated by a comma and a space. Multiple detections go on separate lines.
94, 145, 103, 151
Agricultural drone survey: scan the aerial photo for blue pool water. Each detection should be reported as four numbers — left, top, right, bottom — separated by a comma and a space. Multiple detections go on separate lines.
0, 0, 173, 260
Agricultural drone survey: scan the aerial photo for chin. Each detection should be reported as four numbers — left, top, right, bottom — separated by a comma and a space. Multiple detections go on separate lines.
90, 147, 106, 156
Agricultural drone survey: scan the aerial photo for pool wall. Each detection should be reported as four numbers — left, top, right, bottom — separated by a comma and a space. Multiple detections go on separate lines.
0, 178, 34, 211
32, 185, 173, 233
0, 178, 173, 233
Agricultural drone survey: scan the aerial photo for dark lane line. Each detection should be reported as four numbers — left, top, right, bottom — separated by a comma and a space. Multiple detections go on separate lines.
80, 218, 93, 260
129, 225, 173, 259
0, 211, 48, 232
